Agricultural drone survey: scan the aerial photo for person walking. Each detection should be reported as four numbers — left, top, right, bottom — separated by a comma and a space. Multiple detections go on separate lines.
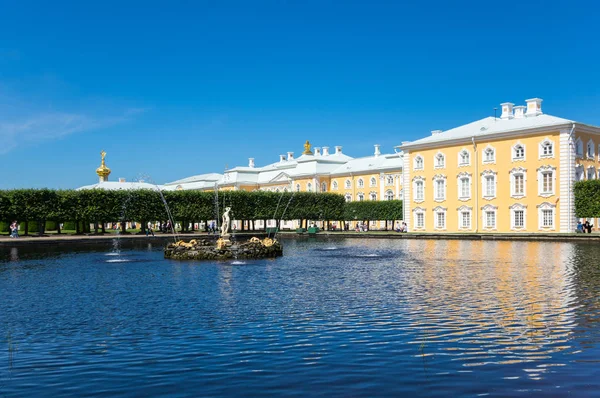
146, 221, 155, 237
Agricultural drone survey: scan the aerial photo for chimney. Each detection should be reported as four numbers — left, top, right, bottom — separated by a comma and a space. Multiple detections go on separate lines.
374, 144, 381, 157
322, 146, 330, 156
335, 146, 342, 155
500, 102, 514, 119
514, 105, 526, 119
119, 178, 126, 183
314, 147, 321, 156
287, 152, 294, 160
525, 98, 543, 117
279, 154, 286, 162
431, 130, 443, 136
248, 158, 255, 168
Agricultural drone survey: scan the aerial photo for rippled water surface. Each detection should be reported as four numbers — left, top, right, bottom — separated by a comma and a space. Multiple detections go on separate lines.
1, 238, 600, 397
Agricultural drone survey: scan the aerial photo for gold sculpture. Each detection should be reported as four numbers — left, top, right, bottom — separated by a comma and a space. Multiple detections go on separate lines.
302, 140, 313, 155
262, 237, 275, 247
249, 237, 261, 243
96, 150, 111, 181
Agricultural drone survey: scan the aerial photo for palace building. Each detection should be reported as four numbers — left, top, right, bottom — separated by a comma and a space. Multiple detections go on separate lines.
400, 98, 600, 233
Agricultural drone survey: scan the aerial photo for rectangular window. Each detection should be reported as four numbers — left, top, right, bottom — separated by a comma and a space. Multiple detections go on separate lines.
460, 178, 470, 198
436, 212, 445, 229
514, 210, 524, 228
514, 174, 524, 195
461, 212, 471, 228
415, 182, 424, 201
542, 209, 553, 227
485, 176, 495, 197
416, 213, 424, 228
542, 172, 553, 193
485, 211, 496, 228
436, 180, 445, 200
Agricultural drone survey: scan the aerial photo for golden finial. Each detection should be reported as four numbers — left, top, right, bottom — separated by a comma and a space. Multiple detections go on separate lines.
96, 150, 111, 182
303, 140, 313, 155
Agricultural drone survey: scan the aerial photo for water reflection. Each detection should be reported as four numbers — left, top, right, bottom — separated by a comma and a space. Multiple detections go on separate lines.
0, 238, 599, 397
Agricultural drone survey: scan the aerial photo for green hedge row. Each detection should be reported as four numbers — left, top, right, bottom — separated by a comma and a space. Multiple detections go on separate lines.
0, 189, 402, 234
574, 180, 600, 217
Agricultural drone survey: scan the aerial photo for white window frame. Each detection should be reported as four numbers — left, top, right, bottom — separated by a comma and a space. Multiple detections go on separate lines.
386, 175, 394, 186
509, 167, 527, 198
434, 152, 445, 169
399, 189, 403, 200
457, 172, 472, 201
413, 207, 426, 230
345, 179, 352, 189
332, 181, 338, 190
321, 182, 327, 192
576, 165, 584, 182
457, 205, 472, 230
483, 146, 496, 164
370, 177, 377, 187
296, 184, 301, 192
433, 206, 447, 230
481, 204, 498, 230
588, 166, 596, 180
481, 170, 497, 200
413, 177, 425, 203
509, 203, 527, 231
307, 183, 312, 192
414, 155, 424, 171
512, 142, 526, 161
537, 165, 556, 197
537, 202, 556, 230
458, 149, 470, 166
357, 192, 364, 201
538, 138, 554, 159
345, 194, 352, 202
433, 174, 446, 202
575, 138, 584, 158
358, 178, 364, 188
587, 139, 595, 159
385, 190, 394, 201
370, 192, 377, 201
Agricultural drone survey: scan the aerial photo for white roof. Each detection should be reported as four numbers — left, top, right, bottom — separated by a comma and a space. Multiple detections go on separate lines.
402, 114, 575, 149
164, 172, 223, 185
76, 181, 164, 191
330, 153, 403, 176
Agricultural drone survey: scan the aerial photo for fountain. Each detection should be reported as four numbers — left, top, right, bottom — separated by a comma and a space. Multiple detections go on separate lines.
164, 206, 283, 261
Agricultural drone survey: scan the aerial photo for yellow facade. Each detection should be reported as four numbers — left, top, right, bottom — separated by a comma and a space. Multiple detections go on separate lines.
329, 173, 402, 201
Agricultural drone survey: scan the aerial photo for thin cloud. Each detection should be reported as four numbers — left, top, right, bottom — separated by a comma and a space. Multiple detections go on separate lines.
0, 108, 145, 154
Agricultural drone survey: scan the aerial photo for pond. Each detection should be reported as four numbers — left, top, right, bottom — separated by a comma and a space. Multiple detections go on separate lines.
0, 237, 599, 397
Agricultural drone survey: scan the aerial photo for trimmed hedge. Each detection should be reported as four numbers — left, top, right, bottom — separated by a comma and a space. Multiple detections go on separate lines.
574, 180, 600, 217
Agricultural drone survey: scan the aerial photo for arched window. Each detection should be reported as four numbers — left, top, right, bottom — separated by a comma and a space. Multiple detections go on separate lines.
358, 178, 364, 188
414, 156, 424, 170
345, 194, 352, 202
385, 190, 394, 200
370, 177, 377, 187
575, 138, 584, 157
357, 193, 364, 201
284, 187, 288, 192
484, 147, 495, 163
539, 139, 553, 158
296, 184, 300, 192
321, 182, 327, 192
275, 188, 280, 193
587, 167, 596, 180
307, 183, 312, 192
386, 175, 394, 186
435, 153, 445, 168
513, 144, 525, 160
413, 178, 425, 202
370, 192, 377, 201
588, 140, 595, 158
332, 181, 338, 190
345, 179, 351, 189
458, 150, 470, 166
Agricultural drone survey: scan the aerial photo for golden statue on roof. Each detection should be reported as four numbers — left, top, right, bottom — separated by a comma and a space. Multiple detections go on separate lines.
96, 150, 111, 182
303, 140, 313, 155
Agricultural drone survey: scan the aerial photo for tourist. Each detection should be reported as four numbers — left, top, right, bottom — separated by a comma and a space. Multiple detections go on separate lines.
395, 222, 401, 233
10, 221, 19, 238
146, 221, 155, 237
402, 222, 407, 233
577, 221, 584, 233
584, 221, 592, 233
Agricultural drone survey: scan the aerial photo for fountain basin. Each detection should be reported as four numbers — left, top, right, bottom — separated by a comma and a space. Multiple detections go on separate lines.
164, 237, 283, 261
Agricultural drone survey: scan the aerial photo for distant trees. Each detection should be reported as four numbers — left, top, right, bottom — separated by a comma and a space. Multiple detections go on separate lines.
0, 188, 402, 234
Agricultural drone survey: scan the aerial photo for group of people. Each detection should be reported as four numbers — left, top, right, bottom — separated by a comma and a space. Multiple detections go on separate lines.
395, 222, 408, 233
577, 221, 594, 233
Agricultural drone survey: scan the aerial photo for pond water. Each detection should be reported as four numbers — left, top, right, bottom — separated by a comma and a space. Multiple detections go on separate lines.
0, 238, 599, 397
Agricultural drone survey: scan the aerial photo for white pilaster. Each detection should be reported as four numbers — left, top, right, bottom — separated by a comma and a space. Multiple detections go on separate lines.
559, 128, 576, 232
402, 152, 411, 228
379, 173, 385, 200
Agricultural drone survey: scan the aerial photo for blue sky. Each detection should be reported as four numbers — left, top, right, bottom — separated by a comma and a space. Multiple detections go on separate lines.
1, 0, 598, 189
